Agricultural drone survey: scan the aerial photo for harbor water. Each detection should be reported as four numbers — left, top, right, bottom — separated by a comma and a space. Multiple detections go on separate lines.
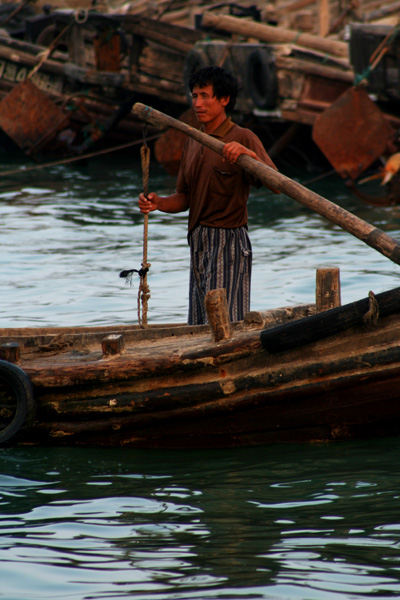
1, 150, 400, 328
2, 441, 400, 600
1, 148, 400, 599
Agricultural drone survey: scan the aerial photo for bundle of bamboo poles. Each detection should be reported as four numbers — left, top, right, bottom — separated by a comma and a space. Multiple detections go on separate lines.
113, 0, 400, 36
31, 0, 400, 36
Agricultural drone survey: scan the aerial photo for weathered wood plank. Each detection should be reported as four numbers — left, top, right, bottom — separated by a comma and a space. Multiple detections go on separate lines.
275, 55, 353, 81
131, 74, 186, 103
205, 288, 232, 342
23, 347, 400, 447
365, 0, 400, 21
0, 34, 69, 60
201, 12, 349, 58
122, 15, 204, 45
0, 43, 125, 86
125, 22, 194, 54
261, 287, 400, 353
316, 267, 341, 311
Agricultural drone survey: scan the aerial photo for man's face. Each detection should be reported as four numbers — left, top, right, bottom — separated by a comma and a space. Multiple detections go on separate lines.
191, 84, 229, 132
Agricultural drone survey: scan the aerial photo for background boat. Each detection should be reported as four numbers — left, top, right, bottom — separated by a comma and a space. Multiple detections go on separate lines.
1, 0, 400, 205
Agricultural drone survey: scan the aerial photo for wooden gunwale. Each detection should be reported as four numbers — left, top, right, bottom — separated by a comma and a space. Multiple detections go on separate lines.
2, 303, 400, 447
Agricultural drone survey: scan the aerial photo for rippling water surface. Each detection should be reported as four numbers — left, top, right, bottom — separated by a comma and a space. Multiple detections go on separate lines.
2, 441, 400, 600
1, 150, 400, 327
1, 150, 400, 599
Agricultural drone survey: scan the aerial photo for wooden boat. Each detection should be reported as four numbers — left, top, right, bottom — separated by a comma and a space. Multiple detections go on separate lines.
2, 284, 400, 448
2, 1, 400, 200
3, 101, 400, 449
0, 10, 202, 159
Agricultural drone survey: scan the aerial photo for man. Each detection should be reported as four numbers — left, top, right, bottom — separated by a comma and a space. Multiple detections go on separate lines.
139, 65, 278, 325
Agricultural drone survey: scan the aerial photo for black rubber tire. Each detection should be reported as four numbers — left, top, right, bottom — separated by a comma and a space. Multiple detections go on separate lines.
246, 48, 278, 110
183, 48, 209, 105
36, 23, 57, 47
0, 360, 36, 445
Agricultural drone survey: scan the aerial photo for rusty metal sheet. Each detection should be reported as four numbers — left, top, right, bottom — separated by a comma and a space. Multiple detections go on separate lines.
94, 30, 121, 72
0, 79, 68, 152
312, 86, 395, 180
154, 107, 200, 175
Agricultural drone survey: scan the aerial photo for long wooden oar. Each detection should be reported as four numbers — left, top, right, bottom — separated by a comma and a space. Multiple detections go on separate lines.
132, 102, 400, 266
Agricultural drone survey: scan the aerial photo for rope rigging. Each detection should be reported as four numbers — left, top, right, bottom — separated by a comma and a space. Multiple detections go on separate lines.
138, 137, 151, 327
354, 23, 400, 86
119, 127, 151, 328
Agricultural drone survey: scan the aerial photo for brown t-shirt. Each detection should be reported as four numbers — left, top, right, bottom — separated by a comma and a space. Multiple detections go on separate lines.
176, 118, 277, 234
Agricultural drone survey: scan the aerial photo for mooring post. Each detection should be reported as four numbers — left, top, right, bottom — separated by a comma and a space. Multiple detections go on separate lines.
102, 334, 125, 357
205, 289, 232, 342
0, 342, 20, 364
316, 267, 341, 312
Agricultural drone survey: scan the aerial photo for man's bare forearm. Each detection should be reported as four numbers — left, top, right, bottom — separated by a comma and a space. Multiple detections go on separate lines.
158, 192, 189, 213
138, 191, 189, 214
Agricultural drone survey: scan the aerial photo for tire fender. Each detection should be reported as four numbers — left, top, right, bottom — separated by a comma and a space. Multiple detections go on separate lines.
0, 360, 36, 445
246, 48, 278, 110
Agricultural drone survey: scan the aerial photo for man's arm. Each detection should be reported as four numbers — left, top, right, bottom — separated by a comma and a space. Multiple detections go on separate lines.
222, 141, 279, 193
138, 191, 189, 214
223, 141, 277, 170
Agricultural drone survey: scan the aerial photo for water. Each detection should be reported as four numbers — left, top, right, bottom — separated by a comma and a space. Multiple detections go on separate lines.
2, 441, 400, 600
2, 150, 400, 598
1, 150, 400, 328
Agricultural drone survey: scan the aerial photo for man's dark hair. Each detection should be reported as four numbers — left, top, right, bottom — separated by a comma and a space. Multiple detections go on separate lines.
189, 66, 239, 112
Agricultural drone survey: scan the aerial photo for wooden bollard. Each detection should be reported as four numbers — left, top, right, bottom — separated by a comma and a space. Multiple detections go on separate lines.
0, 342, 20, 364
102, 334, 125, 357
205, 289, 232, 342
316, 267, 341, 312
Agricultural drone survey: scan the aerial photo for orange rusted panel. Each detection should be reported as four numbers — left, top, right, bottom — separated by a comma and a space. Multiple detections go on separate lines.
0, 79, 68, 152
94, 30, 120, 72
154, 108, 200, 175
302, 75, 349, 106
312, 86, 395, 180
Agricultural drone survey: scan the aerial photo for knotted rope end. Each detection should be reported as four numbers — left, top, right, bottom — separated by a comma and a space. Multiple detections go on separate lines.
363, 290, 380, 327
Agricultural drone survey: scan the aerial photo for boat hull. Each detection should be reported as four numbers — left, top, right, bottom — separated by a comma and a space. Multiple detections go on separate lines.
1, 302, 400, 447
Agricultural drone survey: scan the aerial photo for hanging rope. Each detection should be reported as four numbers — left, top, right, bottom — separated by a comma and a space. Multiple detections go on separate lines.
27, 9, 89, 81
363, 290, 380, 327
0, 133, 161, 181
1, 0, 32, 27
354, 23, 400, 86
27, 20, 74, 80
138, 135, 151, 328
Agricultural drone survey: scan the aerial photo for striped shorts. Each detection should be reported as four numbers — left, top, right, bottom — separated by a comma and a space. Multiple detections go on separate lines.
188, 225, 252, 325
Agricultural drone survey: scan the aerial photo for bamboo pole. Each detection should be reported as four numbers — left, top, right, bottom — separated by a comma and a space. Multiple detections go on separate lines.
275, 55, 353, 82
201, 12, 348, 58
365, 0, 400, 21
131, 102, 400, 267
276, 0, 316, 15
318, 0, 330, 37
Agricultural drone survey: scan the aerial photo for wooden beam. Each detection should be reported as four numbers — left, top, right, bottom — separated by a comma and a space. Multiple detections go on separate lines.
205, 289, 232, 342
316, 267, 341, 311
318, 0, 330, 36
201, 12, 348, 58
275, 55, 353, 81
124, 22, 193, 54
261, 287, 400, 353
